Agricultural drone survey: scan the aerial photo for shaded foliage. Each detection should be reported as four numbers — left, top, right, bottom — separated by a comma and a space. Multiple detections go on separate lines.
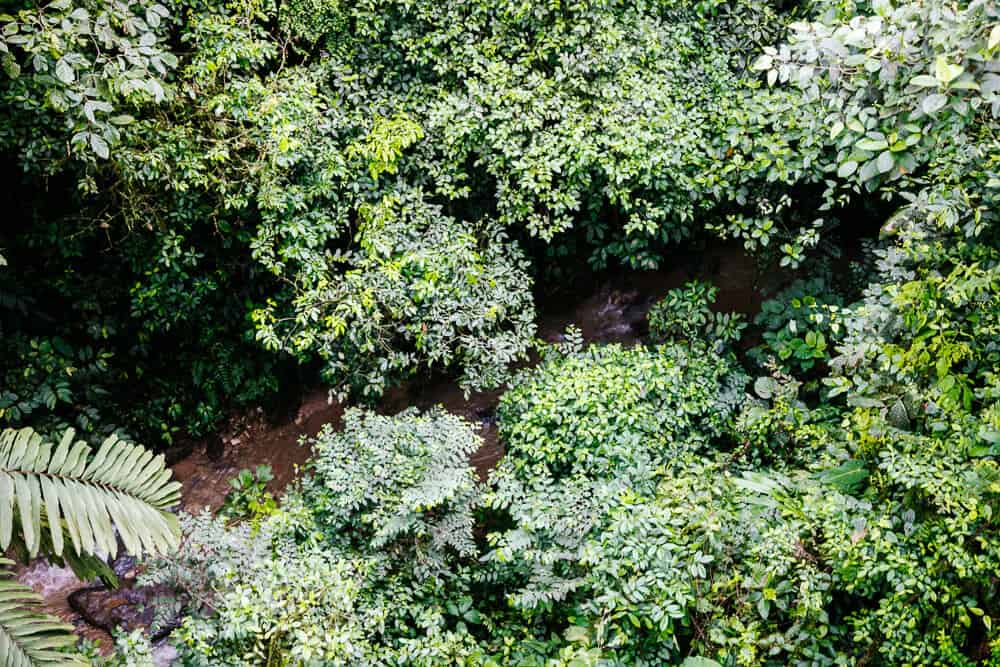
0, 0, 998, 664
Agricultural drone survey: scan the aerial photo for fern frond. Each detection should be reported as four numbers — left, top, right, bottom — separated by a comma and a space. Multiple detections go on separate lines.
0, 558, 83, 667
0, 427, 181, 560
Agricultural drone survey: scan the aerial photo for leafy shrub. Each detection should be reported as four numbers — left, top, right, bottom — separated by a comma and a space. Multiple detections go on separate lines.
751, 277, 847, 374
300, 407, 484, 573
750, 0, 999, 198
145, 409, 491, 664
254, 191, 537, 399
497, 342, 748, 481
220, 465, 277, 525
485, 344, 749, 652
0, 335, 114, 433
647, 280, 747, 347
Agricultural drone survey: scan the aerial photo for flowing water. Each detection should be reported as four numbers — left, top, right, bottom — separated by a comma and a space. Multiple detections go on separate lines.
19, 243, 768, 650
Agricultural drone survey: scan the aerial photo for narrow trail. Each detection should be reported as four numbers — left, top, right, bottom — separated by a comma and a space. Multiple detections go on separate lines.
19, 243, 767, 650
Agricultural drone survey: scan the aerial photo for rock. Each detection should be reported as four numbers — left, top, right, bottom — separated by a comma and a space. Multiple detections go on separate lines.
153, 641, 178, 666
68, 582, 181, 641
295, 388, 334, 426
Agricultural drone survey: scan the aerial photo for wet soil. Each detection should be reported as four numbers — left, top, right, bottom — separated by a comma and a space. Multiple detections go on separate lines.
20, 242, 770, 650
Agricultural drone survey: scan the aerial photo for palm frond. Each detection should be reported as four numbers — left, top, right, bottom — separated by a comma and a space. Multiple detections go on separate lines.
0, 427, 181, 560
0, 558, 83, 667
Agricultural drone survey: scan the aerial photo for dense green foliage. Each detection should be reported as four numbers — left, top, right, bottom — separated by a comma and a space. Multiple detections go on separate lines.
2, 0, 999, 663
141, 409, 487, 665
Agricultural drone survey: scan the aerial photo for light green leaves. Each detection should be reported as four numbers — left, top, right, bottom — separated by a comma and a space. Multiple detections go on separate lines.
256, 189, 536, 400
0, 559, 84, 667
754, 376, 781, 399
348, 114, 424, 180
648, 280, 745, 346
934, 55, 964, 85
310, 408, 482, 563
0, 427, 181, 560
856, 137, 889, 151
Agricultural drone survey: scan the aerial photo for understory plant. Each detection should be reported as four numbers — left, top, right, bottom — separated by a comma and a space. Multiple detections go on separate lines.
647, 280, 747, 348
0, 426, 180, 667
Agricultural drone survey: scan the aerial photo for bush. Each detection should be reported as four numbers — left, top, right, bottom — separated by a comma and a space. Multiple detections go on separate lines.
647, 280, 747, 348
484, 343, 750, 655
144, 409, 491, 664
496, 342, 748, 481
751, 276, 847, 375
300, 407, 484, 574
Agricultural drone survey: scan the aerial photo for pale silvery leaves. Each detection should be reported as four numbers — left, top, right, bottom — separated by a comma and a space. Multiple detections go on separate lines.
922, 92, 949, 114
753, 0, 999, 192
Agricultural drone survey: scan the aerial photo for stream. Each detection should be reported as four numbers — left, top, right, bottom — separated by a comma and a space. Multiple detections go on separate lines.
19, 243, 767, 656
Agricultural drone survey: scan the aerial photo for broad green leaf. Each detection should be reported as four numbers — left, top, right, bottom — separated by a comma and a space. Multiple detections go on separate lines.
910, 74, 939, 88
837, 160, 858, 177
922, 93, 948, 114
876, 150, 894, 174
90, 134, 109, 159
856, 138, 888, 151
859, 158, 881, 182
54, 58, 73, 84
754, 376, 779, 399
819, 460, 869, 493
934, 56, 964, 84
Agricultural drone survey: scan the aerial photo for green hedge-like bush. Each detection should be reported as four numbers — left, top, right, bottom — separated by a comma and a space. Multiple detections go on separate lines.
496, 342, 748, 481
